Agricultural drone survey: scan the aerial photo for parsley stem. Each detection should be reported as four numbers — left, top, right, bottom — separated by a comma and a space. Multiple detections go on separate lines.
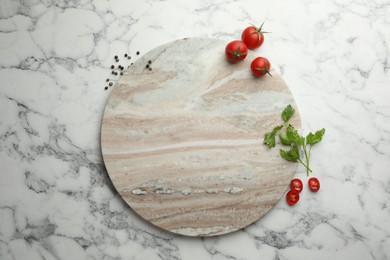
303, 144, 309, 174
297, 158, 312, 175
301, 143, 312, 176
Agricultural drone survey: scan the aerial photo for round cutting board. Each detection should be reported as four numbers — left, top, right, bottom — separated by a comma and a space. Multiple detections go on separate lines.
101, 38, 301, 237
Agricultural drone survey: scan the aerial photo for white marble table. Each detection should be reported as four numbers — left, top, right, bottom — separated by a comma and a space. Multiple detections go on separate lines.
1, 0, 389, 259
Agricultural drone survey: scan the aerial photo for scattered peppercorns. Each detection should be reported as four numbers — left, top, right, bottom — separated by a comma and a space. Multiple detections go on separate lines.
105, 51, 145, 91
145, 60, 153, 71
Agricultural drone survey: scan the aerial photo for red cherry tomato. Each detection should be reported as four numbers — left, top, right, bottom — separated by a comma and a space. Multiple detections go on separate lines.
250, 57, 271, 77
225, 40, 248, 63
308, 177, 320, 192
290, 178, 303, 193
286, 190, 300, 206
241, 23, 267, 50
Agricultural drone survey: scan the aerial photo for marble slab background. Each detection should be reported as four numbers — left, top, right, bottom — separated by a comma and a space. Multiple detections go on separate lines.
0, 0, 389, 259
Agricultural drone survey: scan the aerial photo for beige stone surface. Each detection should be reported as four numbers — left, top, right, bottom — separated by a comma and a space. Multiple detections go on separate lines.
101, 38, 301, 237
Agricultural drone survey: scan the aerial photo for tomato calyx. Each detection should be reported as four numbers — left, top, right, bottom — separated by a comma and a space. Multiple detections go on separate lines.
255, 60, 272, 77
226, 46, 247, 62
250, 22, 270, 43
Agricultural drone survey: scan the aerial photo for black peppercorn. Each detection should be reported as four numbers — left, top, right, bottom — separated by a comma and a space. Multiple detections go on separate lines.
148, 60, 152, 64
124, 53, 128, 57
111, 65, 114, 69
120, 72, 124, 75
106, 79, 109, 82
136, 51, 140, 55
146, 64, 149, 69
149, 68, 152, 71
114, 55, 118, 59
105, 86, 108, 90
109, 82, 113, 86
111, 71, 115, 75
127, 56, 131, 60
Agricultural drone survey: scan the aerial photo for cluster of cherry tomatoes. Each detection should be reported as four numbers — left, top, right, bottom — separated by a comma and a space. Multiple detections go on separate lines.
225, 23, 271, 77
286, 177, 320, 206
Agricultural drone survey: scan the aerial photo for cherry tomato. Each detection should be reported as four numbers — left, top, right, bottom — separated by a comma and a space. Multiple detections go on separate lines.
241, 23, 267, 50
225, 40, 248, 63
286, 190, 300, 206
308, 177, 320, 192
250, 57, 271, 77
290, 178, 303, 193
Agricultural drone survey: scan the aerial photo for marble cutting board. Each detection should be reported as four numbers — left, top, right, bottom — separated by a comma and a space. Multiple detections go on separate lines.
101, 38, 301, 237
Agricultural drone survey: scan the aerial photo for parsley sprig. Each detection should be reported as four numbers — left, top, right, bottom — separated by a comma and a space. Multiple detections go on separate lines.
263, 105, 325, 176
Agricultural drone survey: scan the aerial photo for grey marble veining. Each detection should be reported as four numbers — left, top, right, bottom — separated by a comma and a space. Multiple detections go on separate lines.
1, 0, 390, 259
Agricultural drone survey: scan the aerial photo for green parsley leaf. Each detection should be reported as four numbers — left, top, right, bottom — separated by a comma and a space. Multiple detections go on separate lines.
281, 104, 295, 122
285, 124, 302, 144
306, 128, 326, 145
263, 125, 283, 148
279, 144, 300, 162
279, 133, 291, 145
306, 133, 314, 145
